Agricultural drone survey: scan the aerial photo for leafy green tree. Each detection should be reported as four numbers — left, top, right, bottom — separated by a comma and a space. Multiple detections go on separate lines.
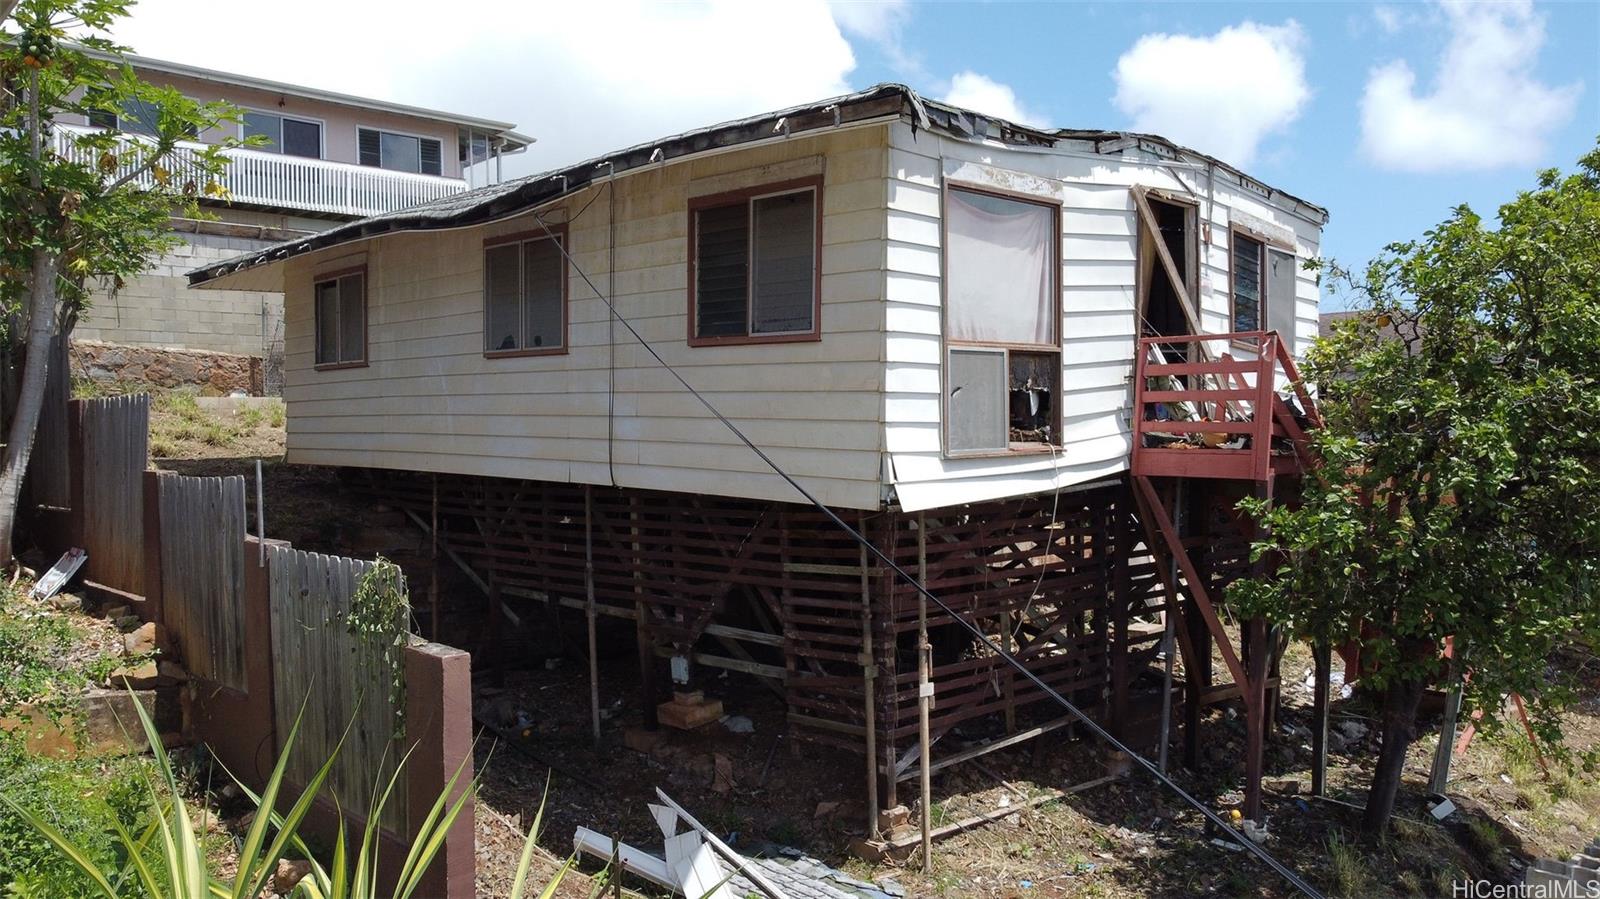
1231, 141, 1600, 832
0, 0, 238, 560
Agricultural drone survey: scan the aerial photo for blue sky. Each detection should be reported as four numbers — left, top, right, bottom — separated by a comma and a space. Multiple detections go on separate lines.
836, 1, 1599, 309
123, 0, 1600, 310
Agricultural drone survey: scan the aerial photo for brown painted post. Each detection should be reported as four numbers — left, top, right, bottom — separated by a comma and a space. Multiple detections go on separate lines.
403, 641, 474, 899
1243, 617, 1269, 822
140, 471, 165, 624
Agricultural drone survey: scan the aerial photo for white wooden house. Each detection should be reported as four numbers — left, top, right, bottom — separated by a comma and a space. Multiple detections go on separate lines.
189, 85, 1325, 514
189, 85, 1330, 822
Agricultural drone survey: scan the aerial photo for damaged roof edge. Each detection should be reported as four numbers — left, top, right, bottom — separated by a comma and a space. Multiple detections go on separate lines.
187, 84, 1328, 289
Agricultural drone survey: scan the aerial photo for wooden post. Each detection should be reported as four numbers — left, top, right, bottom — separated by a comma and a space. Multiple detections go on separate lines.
859, 531, 879, 839
430, 473, 440, 639
1157, 480, 1184, 772
1182, 556, 1211, 770
1429, 643, 1466, 795
1243, 617, 1269, 822
1311, 641, 1331, 797
916, 512, 932, 874
585, 486, 601, 747
633, 494, 657, 730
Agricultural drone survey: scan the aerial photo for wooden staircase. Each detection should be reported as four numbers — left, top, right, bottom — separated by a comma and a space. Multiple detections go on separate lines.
1127, 330, 1320, 820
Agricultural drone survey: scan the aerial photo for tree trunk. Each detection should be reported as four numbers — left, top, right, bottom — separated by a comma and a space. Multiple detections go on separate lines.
0, 250, 59, 561
1363, 674, 1427, 832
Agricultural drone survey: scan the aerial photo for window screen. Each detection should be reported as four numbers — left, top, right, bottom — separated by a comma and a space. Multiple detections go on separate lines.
314, 273, 365, 366
522, 239, 563, 349
1232, 235, 1263, 332
282, 118, 321, 159
484, 244, 521, 351
1267, 248, 1297, 341
751, 191, 815, 334
948, 349, 1009, 454
945, 188, 1056, 345
483, 236, 565, 353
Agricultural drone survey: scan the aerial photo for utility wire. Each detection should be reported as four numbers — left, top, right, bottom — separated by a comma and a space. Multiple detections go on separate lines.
528, 211, 1325, 899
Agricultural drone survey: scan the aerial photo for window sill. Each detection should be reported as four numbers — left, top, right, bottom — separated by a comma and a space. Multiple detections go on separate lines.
484, 347, 568, 359
688, 331, 821, 348
314, 361, 368, 371
944, 443, 1062, 460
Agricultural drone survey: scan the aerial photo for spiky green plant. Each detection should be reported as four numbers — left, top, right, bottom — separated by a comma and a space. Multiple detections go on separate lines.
1, 690, 572, 899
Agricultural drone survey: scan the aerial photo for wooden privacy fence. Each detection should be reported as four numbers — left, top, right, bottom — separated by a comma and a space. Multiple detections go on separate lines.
268, 545, 410, 833
158, 474, 248, 691
25, 336, 72, 510
80, 394, 149, 594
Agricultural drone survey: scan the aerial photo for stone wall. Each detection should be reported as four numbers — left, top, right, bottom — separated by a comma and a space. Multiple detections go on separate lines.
73, 217, 297, 358
71, 339, 262, 395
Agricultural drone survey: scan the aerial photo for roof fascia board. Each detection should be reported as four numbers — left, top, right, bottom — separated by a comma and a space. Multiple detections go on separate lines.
85, 47, 532, 146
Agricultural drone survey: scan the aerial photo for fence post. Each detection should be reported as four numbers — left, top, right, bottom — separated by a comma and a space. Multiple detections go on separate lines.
66, 399, 85, 551
140, 471, 164, 624
403, 641, 473, 899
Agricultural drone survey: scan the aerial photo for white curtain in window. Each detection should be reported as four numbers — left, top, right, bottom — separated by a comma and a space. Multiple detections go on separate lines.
945, 189, 1055, 345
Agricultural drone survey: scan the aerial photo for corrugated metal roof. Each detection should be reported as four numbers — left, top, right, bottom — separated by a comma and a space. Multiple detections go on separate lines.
188, 83, 1328, 288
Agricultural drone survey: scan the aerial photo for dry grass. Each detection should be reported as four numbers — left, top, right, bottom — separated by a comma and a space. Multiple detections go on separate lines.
148, 392, 283, 461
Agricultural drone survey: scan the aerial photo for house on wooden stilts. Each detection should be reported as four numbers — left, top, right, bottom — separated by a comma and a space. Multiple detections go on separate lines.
187, 84, 1328, 829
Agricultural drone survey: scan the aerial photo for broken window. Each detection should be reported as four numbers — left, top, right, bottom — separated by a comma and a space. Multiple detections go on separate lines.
314, 270, 366, 367
690, 181, 820, 344
483, 232, 566, 355
943, 185, 1061, 455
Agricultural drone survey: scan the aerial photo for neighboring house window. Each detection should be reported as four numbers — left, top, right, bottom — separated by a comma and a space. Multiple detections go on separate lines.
943, 185, 1061, 455
1231, 233, 1264, 332
483, 229, 567, 356
88, 100, 161, 136
314, 269, 367, 368
243, 111, 322, 159
687, 178, 821, 346
358, 127, 442, 175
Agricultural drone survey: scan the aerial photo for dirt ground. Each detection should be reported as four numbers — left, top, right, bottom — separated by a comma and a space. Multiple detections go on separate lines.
126, 401, 1600, 898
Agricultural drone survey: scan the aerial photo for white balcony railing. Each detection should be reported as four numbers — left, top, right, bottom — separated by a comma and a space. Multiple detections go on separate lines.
52, 123, 467, 218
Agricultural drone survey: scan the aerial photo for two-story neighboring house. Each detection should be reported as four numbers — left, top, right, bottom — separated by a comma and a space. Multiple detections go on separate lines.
58, 52, 531, 393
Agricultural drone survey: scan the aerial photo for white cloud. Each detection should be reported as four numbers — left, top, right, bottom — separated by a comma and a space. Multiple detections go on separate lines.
1111, 21, 1310, 166
105, 0, 864, 178
943, 71, 1040, 125
1359, 0, 1582, 172
1373, 4, 1404, 34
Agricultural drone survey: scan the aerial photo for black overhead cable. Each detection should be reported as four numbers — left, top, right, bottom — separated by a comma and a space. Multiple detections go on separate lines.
527, 211, 1326, 899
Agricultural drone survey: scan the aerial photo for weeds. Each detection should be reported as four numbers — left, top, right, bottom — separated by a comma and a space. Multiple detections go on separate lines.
1327, 830, 1375, 899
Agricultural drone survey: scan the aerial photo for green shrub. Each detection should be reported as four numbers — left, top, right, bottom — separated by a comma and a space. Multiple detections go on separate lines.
0, 736, 151, 899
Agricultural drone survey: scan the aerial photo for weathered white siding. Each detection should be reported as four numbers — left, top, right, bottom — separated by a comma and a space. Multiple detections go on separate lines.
884, 122, 1322, 512
280, 126, 890, 509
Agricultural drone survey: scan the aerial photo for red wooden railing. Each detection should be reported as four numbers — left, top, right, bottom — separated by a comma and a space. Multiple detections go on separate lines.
1130, 330, 1318, 482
